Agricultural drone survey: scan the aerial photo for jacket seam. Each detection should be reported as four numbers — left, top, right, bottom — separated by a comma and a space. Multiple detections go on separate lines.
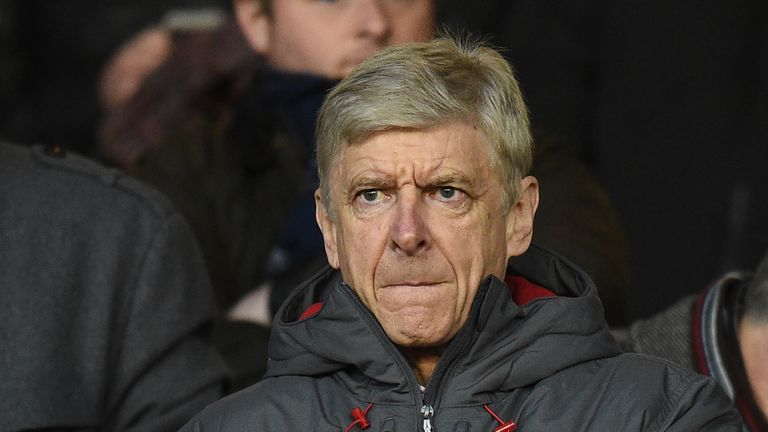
648, 368, 695, 430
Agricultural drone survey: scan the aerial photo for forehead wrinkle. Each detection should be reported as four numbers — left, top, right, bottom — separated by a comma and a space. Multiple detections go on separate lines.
339, 128, 488, 188
411, 149, 487, 190
343, 155, 397, 184
423, 171, 475, 190
347, 152, 451, 182
347, 154, 482, 193
394, 152, 454, 186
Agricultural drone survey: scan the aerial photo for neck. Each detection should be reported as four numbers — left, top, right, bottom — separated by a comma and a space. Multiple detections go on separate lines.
401, 346, 444, 385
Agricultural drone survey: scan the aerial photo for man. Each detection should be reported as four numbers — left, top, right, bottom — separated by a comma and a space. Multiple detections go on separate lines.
613, 251, 768, 431
0, 140, 228, 430
179, 36, 740, 431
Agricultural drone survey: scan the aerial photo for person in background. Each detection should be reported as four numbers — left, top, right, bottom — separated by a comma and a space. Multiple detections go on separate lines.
178, 35, 740, 432
613, 250, 768, 431
99, 26, 173, 114
0, 140, 229, 431
97, 6, 238, 164
126, 0, 435, 316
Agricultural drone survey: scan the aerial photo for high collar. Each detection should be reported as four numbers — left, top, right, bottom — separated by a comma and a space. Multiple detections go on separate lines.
265, 245, 620, 407
226, 66, 337, 174
695, 272, 768, 431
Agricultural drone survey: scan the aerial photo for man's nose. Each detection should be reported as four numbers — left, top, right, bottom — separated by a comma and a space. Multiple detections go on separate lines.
351, 0, 391, 41
390, 192, 428, 255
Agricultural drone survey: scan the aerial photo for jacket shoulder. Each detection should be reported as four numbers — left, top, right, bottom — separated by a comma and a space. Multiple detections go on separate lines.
536, 353, 741, 431
1, 141, 178, 221
179, 376, 359, 431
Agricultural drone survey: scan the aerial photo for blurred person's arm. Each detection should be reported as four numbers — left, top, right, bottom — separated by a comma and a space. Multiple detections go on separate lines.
103, 209, 230, 431
98, 14, 254, 168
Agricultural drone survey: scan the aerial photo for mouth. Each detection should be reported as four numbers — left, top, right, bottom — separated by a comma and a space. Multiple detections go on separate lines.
381, 281, 445, 288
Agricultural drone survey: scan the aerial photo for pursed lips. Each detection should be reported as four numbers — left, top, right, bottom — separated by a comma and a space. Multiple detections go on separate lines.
379, 281, 446, 288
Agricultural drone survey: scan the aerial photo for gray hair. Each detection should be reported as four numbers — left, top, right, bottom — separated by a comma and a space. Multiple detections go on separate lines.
315, 35, 532, 216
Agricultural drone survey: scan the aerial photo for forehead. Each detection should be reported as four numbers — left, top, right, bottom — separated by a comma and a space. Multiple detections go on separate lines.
333, 121, 494, 185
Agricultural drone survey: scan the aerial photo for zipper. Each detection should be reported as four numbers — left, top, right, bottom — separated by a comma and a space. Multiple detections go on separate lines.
340, 282, 426, 429
420, 404, 434, 432
339, 278, 493, 431
422, 278, 493, 423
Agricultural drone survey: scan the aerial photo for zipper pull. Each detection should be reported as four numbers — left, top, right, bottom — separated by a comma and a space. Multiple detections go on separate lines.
421, 404, 434, 432
483, 404, 517, 432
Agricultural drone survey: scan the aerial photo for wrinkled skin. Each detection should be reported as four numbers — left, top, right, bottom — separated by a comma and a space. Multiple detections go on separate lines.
316, 121, 538, 380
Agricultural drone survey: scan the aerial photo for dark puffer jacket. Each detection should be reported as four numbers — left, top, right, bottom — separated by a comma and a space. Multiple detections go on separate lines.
181, 246, 740, 431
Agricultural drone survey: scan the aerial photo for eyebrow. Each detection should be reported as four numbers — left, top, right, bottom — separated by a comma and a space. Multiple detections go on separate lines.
424, 172, 475, 190
344, 170, 476, 193
343, 174, 396, 200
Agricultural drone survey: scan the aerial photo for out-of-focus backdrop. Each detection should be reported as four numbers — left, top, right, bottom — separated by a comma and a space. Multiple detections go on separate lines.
0, 0, 227, 156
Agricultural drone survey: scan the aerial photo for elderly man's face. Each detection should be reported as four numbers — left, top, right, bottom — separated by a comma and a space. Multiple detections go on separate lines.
236, 0, 434, 80
316, 121, 538, 347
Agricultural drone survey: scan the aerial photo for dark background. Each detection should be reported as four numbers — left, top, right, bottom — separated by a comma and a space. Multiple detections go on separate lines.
2, 0, 765, 321
0, 0, 227, 156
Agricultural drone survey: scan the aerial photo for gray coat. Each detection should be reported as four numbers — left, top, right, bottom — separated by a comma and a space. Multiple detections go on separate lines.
180, 246, 741, 431
0, 142, 229, 431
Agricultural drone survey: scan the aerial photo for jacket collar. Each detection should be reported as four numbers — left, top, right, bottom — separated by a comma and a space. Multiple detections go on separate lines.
265, 246, 620, 406
694, 272, 768, 431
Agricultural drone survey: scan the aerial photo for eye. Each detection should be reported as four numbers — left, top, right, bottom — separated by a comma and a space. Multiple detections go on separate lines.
360, 189, 382, 202
437, 187, 457, 200
429, 186, 469, 210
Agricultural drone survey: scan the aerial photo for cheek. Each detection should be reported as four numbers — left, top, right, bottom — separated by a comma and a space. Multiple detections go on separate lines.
271, 21, 340, 75
388, 3, 434, 43
338, 221, 389, 288
432, 214, 486, 266
430, 210, 508, 286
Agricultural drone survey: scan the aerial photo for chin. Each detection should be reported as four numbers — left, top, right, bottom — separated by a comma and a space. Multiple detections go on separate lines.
378, 309, 458, 347
388, 327, 456, 348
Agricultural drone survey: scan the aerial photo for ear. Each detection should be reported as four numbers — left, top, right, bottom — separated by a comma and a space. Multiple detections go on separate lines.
315, 188, 340, 269
506, 176, 539, 258
233, 0, 271, 55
